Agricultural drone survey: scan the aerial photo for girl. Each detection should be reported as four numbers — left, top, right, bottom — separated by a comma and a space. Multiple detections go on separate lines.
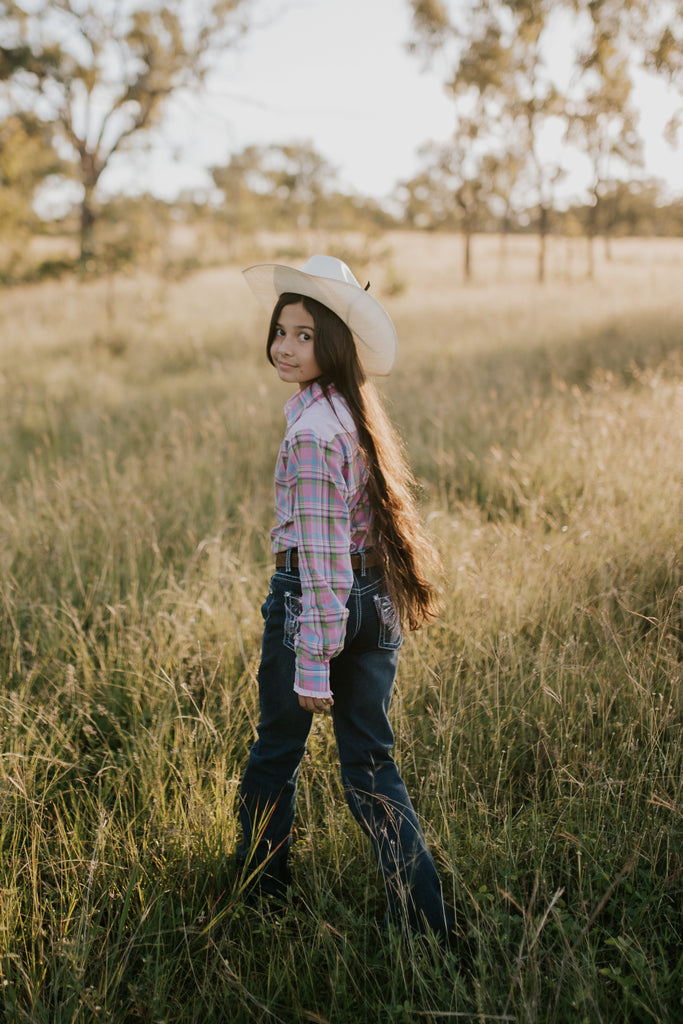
236, 254, 455, 941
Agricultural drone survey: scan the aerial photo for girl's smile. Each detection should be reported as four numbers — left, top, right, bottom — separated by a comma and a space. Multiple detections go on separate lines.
270, 302, 322, 388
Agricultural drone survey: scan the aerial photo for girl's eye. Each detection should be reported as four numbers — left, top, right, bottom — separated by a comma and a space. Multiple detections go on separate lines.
275, 327, 285, 337
299, 332, 312, 342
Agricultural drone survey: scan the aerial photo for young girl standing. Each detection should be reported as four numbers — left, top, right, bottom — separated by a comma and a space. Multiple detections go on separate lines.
237, 254, 455, 941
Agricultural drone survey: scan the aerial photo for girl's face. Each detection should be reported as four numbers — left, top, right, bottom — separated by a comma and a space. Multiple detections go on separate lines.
270, 301, 321, 388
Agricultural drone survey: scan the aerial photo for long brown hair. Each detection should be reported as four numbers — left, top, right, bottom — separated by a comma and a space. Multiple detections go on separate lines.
268, 292, 442, 630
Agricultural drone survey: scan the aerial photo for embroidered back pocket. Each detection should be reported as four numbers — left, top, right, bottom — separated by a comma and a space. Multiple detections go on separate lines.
283, 591, 303, 651
374, 593, 403, 650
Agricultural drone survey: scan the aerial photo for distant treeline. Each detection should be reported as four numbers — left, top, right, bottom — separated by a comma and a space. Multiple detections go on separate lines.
3, 1, 682, 284
9, 172, 680, 285
1, 187, 680, 289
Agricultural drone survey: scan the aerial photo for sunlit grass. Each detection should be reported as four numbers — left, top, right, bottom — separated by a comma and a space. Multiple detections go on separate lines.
1, 232, 681, 1022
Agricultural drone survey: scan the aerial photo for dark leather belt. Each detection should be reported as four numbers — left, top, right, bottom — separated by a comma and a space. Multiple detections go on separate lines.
275, 548, 382, 570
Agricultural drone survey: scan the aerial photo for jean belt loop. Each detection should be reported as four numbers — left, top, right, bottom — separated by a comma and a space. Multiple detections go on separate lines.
359, 550, 366, 576
286, 548, 293, 572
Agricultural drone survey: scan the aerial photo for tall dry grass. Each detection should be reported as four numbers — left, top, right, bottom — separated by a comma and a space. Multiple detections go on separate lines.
0, 232, 681, 1023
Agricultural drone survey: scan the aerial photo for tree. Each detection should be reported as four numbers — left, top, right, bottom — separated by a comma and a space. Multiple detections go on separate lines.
265, 142, 338, 230
0, 111, 65, 215
406, 1, 683, 276
211, 141, 339, 233
0, 111, 67, 279
567, 0, 683, 134
396, 166, 458, 231
211, 143, 276, 239
398, 124, 490, 281
598, 178, 671, 236
480, 149, 526, 277
1, 0, 253, 266
565, 36, 643, 274
570, 1, 683, 180
649, 0, 683, 93
407, 0, 567, 283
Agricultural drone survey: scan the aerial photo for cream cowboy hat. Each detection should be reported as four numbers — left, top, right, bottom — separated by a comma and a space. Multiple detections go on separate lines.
242, 254, 398, 377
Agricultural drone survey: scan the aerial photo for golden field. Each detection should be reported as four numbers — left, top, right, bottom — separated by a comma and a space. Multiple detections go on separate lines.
0, 231, 681, 1023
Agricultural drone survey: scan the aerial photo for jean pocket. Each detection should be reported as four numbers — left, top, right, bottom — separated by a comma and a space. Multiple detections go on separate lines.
373, 593, 403, 650
283, 591, 303, 652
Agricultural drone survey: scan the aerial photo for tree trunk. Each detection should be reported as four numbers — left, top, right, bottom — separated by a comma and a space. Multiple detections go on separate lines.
537, 203, 548, 284
79, 184, 96, 267
586, 232, 595, 280
463, 223, 472, 283
498, 212, 510, 282
585, 196, 598, 280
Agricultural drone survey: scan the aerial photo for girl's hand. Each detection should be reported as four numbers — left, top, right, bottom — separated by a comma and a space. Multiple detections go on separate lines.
298, 694, 334, 715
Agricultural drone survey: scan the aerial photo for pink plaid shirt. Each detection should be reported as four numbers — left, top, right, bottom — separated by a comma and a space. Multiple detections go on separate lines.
271, 382, 373, 697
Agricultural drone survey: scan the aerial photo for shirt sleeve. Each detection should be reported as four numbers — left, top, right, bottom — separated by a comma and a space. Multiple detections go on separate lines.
286, 429, 354, 697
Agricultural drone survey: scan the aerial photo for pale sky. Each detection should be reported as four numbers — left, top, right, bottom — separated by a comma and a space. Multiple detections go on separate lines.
104, 0, 682, 205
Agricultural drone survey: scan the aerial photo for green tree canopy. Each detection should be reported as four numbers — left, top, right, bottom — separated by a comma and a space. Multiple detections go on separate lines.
407, 0, 567, 281
211, 140, 340, 232
405, 0, 683, 276
1, 0, 254, 265
0, 110, 68, 279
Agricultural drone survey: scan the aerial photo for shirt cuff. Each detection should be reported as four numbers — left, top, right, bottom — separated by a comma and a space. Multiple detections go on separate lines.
293, 650, 333, 699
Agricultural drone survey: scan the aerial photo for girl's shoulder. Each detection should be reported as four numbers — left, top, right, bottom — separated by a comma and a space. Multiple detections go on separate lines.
287, 388, 355, 445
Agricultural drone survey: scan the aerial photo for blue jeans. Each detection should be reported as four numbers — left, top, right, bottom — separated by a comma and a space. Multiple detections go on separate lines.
237, 557, 454, 937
